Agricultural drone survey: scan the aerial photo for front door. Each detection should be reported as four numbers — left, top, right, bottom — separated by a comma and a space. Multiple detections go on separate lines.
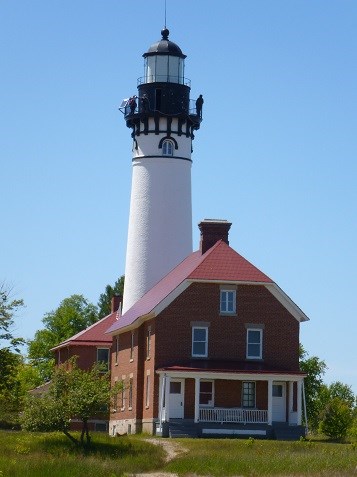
169, 379, 184, 419
272, 382, 286, 422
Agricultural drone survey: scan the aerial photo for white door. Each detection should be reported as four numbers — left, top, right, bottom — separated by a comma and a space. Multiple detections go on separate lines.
169, 379, 184, 419
272, 382, 286, 422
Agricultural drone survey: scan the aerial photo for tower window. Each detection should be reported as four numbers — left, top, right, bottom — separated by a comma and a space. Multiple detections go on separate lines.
162, 139, 174, 156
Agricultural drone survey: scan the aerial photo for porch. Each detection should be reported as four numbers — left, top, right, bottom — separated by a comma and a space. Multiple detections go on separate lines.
156, 419, 305, 440
156, 365, 307, 439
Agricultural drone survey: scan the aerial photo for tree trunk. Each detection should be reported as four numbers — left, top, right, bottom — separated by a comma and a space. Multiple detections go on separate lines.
63, 429, 79, 445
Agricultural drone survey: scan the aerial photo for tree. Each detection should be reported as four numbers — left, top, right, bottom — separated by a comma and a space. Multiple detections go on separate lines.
0, 282, 25, 352
27, 295, 98, 381
22, 358, 123, 445
319, 397, 354, 440
97, 276, 124, 318
0, 349, 42, 426
299, 344, 327, 431
319, 381, 356, 410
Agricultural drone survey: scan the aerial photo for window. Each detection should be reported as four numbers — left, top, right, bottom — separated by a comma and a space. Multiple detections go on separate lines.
128, 378, 133, 409
145, 375, 150, 408
97, 348, 109, 372
200, 381, 214, 406
192, 327, 208, 357
246, 329, 263, 359
162, 139, 174, 156
121, 387, 125, 410
130, 331, 134, 361
115, 336, 119, 365
113, 378, 118, 411
220, 290, 236, 314
242, 381, 256, 408
146, 326, 151, 359
273, 384, 283, 397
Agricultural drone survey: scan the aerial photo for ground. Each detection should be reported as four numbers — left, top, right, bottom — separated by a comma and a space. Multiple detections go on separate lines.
126, 438, 187, 477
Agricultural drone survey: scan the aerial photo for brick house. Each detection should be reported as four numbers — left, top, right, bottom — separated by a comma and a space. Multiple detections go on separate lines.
107, 220, 309, 439
51, 296, 121, 431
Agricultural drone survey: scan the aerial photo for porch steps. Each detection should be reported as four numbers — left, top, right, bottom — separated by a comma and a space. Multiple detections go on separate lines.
273, 423, 306, 441
168, 421, 199, 438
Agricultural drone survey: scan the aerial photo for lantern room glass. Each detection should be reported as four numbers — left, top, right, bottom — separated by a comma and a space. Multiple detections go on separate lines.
144, 55, 184, 84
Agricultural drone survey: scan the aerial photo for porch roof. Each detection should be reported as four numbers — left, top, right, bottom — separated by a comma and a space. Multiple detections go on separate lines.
157, 359, 306, 377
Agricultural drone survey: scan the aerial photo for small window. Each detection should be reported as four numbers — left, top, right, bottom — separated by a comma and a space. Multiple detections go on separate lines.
162, 139, 174, 156
170, 381, 181, 394
273, 384, 283, 397
115, 336, 119, 365
192, 327, 208, 357
242, 381, 256, 408
146, 326, 151, 359
200, 380, 214, 406
246, 329, 263, 359
121, 387, 125, 410
128, 378, 133, 409
145, 375, 150, 408
95, 422, 108, 432
130, 331, 134, 361
97, 348, 109, 372
220, 290, 236, 314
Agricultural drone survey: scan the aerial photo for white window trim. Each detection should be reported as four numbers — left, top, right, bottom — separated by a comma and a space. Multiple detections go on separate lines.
96, 347, 110, 372
246, 328, 263, 360
199, 379, 215, 407
192, 326, 208, 358
242, 381, 256, 408
220, 289, 237, 314
146, 326, 151, 359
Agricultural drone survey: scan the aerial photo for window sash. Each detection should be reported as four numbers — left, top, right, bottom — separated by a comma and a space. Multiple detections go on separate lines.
97, 348, 109, 371
242, 381, 256, 408
220, 290, 236, 313
246, 329, 262, 359
199, 380, 214, 406
192, 327, 208, 357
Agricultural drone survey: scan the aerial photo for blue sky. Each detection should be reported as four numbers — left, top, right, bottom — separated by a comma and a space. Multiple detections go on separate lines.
1, 1, 356, 393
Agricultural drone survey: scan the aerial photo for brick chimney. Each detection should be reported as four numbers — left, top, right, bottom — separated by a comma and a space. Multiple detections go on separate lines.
111, 295, 122, 314
198, 219, 232, 254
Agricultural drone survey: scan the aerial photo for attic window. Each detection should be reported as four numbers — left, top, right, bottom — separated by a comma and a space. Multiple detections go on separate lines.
220, 289, 236, 314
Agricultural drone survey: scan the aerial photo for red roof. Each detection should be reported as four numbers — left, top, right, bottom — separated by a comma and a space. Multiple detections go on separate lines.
107, 241, 274, 334
51, 312, 118, 351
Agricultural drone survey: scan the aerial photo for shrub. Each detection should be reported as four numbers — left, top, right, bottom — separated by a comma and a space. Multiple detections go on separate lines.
319, 397, 353, 440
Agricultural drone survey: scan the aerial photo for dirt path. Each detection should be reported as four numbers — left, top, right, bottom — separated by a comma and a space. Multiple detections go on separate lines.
125, 438, 187, 477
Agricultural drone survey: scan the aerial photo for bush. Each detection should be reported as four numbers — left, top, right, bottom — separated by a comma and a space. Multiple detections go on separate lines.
319, 397, 353, 440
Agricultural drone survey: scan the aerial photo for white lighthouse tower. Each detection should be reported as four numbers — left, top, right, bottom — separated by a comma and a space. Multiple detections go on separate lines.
122, 28, 202, 313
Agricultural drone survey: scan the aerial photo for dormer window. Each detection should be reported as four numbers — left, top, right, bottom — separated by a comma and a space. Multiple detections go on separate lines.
162, 139, 174, 156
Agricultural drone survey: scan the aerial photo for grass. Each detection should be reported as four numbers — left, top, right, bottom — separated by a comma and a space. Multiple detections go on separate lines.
0, 431, 356, 477
166, 437, 357, 476
0, 430, 165, 477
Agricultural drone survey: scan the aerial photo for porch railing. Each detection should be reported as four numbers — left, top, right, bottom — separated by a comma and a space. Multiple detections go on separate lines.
199, 407, 268, 424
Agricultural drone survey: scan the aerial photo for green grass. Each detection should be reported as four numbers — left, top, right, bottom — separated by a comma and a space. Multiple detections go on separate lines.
166, 437, 357, 476
0, 431, 356, 477
0, 430, 165, 477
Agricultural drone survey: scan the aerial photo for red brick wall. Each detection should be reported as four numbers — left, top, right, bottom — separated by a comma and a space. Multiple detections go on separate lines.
155, 283, 300, 371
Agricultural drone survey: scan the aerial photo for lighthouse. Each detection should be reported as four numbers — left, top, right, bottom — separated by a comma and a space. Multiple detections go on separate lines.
121, 28, 202, 313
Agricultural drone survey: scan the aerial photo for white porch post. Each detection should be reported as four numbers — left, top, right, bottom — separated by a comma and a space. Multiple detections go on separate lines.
288, 381, 294, 424
297, 379, 302, 425
158, 374, 164, 429
164, 375, 170, 422
194, 377, 200, 423
267, 379, 273, 425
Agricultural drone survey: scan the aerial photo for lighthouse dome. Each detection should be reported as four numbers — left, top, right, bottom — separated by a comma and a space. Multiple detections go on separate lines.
143, 28, 186, 59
